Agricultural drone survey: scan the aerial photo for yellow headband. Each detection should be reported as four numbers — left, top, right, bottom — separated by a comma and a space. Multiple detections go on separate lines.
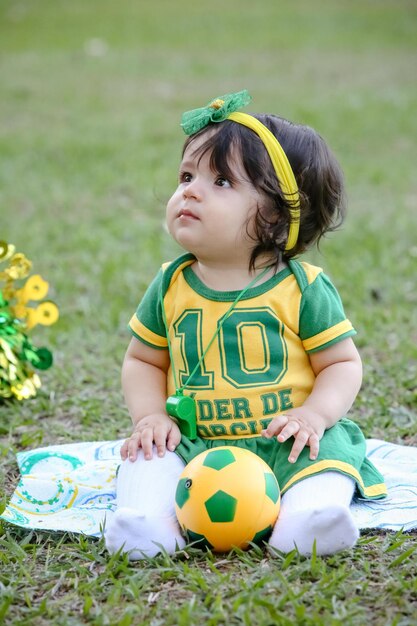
227, 112, 300, 252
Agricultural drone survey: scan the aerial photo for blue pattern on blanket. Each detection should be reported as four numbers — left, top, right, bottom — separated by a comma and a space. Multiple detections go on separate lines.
350, 439, 417, 530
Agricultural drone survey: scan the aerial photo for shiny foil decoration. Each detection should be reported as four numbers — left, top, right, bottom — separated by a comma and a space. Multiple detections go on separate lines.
0, 241, 59, 400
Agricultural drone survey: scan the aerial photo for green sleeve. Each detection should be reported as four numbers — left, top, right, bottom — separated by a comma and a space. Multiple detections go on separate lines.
129, 254, 195, 348
129, 269, 166, 344
299, 272, 356, 353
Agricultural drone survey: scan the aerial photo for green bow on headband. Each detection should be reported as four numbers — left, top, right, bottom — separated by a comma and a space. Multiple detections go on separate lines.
181, 90, 252, 135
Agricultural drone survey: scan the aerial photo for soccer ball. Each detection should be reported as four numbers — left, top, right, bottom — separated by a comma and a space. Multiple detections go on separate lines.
175, 446, 280, 552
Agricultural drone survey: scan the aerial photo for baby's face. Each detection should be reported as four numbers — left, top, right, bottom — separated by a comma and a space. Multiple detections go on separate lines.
166, 134, 263, 267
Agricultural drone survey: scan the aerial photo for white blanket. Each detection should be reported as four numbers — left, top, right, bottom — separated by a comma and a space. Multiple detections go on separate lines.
1, 439, 416, 537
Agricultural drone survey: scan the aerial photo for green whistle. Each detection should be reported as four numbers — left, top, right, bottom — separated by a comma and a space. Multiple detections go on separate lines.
166, 391, 197, 440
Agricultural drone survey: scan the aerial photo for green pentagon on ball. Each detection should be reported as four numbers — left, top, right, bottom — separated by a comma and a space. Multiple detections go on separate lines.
186, 529, 214, 550
205, 490, 237, 522
203, 448, 236, 471
264, 472, 280, 504
251, 525, 273, 545
175, 477, 191, 509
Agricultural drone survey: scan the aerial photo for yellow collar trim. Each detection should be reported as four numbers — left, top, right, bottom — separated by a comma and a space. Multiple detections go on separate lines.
228, 111, 300, 251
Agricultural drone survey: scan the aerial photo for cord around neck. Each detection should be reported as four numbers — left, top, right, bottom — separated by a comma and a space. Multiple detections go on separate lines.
161, 264, 273, 393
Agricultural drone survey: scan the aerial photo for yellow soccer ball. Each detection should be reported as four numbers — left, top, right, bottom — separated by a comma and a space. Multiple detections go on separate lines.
175, 446, 280, 552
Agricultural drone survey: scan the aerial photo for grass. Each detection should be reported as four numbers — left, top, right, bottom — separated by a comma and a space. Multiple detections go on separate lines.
1, 527, 416, 626
0, 0, 417, 623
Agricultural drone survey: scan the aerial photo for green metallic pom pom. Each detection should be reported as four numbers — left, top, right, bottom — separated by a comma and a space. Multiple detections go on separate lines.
0, 240, 58, 401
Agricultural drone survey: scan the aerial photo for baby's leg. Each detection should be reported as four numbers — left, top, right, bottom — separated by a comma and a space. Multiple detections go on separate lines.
269, 471, 359, 556
104, 449, 186, 560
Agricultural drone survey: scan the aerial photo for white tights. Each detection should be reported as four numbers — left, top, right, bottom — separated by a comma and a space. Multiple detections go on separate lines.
104, 449, 359, 560
104, 449, 186, 560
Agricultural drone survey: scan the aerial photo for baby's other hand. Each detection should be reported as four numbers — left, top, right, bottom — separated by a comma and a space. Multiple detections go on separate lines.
261, 408, 326, 464
120, 413, 181, 462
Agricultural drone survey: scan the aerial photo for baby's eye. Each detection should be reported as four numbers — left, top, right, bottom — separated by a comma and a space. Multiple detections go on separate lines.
215, 176, 231, 188
179, 171, 193, 183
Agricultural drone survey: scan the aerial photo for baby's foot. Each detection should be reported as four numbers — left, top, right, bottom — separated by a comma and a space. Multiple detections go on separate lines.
269, 504, 359, 556
104, 507, 186, 560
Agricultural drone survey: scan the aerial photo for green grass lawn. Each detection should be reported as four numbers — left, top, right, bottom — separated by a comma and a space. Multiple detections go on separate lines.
1, 0, 417, 623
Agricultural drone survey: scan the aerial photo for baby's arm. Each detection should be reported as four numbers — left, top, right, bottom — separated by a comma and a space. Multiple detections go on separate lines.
120, 337, 181, 462
262, 338, 362, 463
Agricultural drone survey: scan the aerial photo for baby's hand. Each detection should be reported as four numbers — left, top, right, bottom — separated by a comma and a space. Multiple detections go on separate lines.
261, 408, 326, 464
120, 413, 181, 462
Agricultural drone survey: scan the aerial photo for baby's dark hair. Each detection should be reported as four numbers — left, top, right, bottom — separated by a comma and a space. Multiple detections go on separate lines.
183, 115, 346, 269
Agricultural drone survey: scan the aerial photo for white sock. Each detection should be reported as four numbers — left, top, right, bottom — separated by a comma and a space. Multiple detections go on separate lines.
269, 472, 359, 556
105, 508, 186, 560
104, 448, 186, 560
